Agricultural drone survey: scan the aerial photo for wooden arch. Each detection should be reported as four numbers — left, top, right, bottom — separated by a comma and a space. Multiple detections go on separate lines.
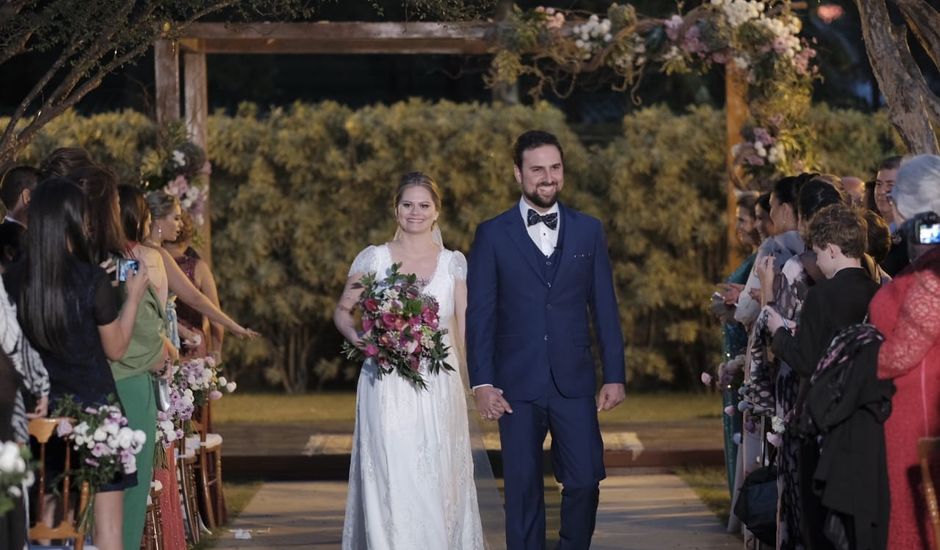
154, 22, 746, 268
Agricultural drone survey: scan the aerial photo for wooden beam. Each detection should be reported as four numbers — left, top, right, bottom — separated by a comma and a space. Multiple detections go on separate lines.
725, 66, 748, 273
177, 22, 493, 55
183, 40, 212, 266
154, 39, 181, 124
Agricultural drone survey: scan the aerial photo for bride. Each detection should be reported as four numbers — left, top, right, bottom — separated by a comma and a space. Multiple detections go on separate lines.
334, 172, 491, 549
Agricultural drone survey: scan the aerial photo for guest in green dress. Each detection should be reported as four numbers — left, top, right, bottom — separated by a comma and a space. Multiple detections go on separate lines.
76, 165, 175, 550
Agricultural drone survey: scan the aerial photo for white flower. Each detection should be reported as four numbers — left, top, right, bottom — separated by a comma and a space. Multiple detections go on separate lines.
93, 428, 107, 442
755, 142, 767, 157
8, 485, 21, 498
116, 429, 134, 449
226, 382, 237, 393
172, 150, 186, 167
0, 442, 21, 472
733, 56, 749, 70
768, 145, 783, 164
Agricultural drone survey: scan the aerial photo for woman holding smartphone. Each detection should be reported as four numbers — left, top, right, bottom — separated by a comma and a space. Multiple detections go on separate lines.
73, 166, 176, 550
6, 178, 149, 550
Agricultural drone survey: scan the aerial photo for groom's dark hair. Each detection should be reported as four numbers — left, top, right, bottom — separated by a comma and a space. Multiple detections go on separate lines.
513, 130, 565, 169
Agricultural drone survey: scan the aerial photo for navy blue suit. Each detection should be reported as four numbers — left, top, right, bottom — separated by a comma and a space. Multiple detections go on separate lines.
467, 203, 626, 550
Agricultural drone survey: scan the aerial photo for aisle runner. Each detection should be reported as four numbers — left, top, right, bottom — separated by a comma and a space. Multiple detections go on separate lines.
304, 431, 644, 458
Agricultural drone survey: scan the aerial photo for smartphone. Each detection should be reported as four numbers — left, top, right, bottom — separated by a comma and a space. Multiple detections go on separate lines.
917, 219, 940, 245
116, 259, 140, 282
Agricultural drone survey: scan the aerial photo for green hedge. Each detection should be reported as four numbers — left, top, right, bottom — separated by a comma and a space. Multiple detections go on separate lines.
2, 101, 900, 391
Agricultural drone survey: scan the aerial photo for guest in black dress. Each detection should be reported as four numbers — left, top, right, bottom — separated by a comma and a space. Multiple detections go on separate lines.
766, 203, 882, 549
4, 178, 150, 550
0, 166, 40, 266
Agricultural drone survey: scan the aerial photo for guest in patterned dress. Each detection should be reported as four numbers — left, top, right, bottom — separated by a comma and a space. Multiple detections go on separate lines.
870, 155, 940, 549
754, 176, 844, 550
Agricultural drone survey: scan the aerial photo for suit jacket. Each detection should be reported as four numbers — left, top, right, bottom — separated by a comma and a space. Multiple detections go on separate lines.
466, 203, 626, 401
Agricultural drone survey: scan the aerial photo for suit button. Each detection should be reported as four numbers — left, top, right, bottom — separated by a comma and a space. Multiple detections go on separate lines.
544, 334, 549, 341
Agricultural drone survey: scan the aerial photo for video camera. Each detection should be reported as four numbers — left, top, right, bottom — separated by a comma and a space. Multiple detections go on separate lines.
904, 211, 940, 245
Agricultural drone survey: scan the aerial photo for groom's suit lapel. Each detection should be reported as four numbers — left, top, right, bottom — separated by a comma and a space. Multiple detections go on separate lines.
552, 204, 575, 287
502, 208, 548, 285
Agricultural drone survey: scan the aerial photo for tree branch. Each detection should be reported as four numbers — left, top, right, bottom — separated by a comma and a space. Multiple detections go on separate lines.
894, 0, 940, 73
854, 0, 939, 154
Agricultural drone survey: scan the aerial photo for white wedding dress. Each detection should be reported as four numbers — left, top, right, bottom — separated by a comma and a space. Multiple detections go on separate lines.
342, 244, 486, 550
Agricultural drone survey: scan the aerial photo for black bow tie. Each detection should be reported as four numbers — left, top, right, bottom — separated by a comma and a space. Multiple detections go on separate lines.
527, 209, 558, 230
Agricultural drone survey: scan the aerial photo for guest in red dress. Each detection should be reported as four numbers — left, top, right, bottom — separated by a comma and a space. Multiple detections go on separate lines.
870, 154, 940, 549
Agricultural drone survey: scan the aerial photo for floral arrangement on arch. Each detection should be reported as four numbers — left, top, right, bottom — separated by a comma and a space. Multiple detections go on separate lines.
140, 122, 210, 227
488, 1, 818, 181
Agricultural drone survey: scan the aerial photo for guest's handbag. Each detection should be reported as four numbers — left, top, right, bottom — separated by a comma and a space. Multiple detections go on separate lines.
734, 465, 777, 546
154, 375, 171, 412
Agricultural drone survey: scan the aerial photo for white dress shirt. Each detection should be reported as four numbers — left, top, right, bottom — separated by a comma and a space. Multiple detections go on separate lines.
519, 197, 559, 257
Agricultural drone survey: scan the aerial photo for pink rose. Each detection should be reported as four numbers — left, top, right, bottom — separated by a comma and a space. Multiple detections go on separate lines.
364, 344, 379, 357
724, 405, 736, 417
362, 318, 374, 332
363, 298, 379, 312
209, 390, 223, 401
382, 313, 397, 327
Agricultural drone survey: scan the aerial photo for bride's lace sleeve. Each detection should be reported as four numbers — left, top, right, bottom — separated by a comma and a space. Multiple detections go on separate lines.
348, 245, 378, 278
878, 268, 940, 378
450, 250, 468, 281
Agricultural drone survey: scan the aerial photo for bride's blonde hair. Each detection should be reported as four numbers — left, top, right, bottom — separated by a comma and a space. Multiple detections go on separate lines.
395, 171, 442, 212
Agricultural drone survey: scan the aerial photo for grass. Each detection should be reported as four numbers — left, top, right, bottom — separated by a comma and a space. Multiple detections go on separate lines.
675, 466, 731, 525
191, 481, 262, 550
213, 391, 723, 424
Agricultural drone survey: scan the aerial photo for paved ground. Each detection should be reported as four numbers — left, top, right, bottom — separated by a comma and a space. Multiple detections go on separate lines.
217, 419, 724, 457
212, 474, 740, 549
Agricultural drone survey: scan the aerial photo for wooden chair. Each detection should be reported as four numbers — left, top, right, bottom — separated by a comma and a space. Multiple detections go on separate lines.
919, 437, 940, 550
177, 435, 204, 544
141, 480, 164, 550
192, 403, 226, 528
27, 417, 90, 550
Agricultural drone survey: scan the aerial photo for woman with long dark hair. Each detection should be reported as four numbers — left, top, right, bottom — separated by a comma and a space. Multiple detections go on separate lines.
6, 178, 149, 550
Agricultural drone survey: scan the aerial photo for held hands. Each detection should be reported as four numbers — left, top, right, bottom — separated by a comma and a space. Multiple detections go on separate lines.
474, 386, 512, 421
596, 383, 625, 412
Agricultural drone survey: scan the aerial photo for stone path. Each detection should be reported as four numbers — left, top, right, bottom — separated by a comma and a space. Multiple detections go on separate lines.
213, 474, 740, 549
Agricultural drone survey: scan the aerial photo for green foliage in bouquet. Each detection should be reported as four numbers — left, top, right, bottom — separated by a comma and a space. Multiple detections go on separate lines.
341, 263, 454, 390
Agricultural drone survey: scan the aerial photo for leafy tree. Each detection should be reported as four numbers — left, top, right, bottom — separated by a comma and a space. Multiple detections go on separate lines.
853, 0, 940, 153
2, 101, 899, 391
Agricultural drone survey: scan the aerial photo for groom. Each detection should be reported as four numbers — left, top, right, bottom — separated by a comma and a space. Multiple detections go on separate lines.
467, 130, 626, 550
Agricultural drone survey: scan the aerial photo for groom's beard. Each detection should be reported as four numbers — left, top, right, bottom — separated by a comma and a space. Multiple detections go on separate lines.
524, 181, 560, 209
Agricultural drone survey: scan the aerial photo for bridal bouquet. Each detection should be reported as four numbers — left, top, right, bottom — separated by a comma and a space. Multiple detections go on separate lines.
0, 441, 32, 514
342, 263, 454, 390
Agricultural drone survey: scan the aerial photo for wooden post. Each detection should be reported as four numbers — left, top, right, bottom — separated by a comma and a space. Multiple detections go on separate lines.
154, 40, 181, 124
725, 66, 749, 274
183, 41, 212, 266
